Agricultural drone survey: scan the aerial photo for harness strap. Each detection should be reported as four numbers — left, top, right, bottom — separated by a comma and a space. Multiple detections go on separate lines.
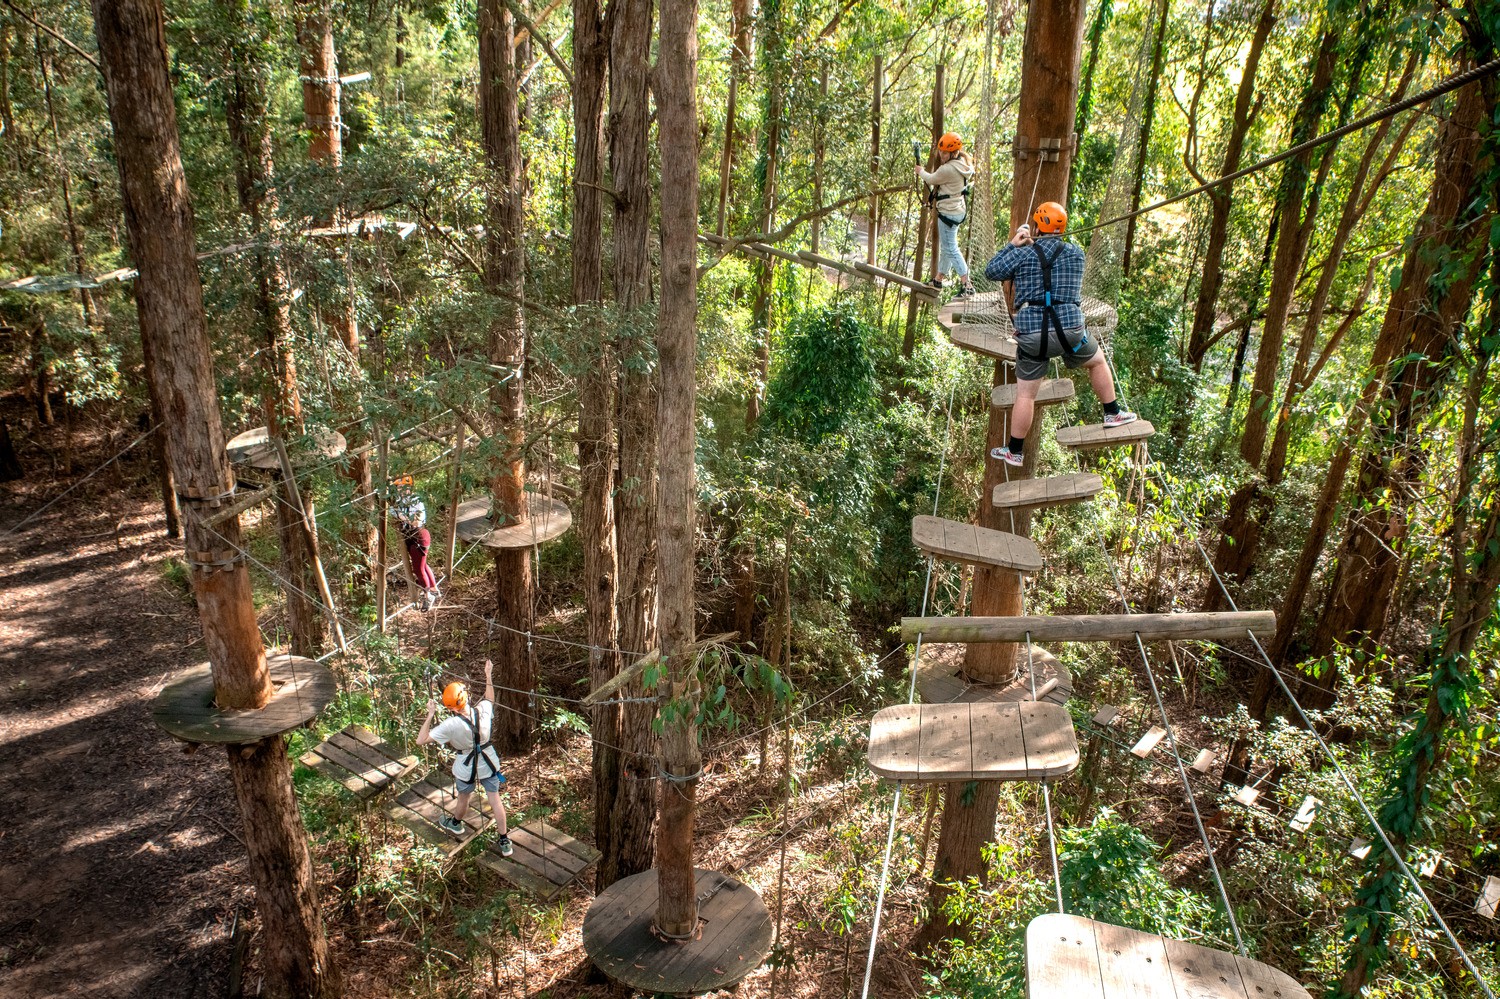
1019, 240, 1081, 363
460, 705, 495, 785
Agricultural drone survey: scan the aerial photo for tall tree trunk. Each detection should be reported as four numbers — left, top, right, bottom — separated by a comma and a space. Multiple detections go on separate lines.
923, 0, 1087, 948
571, 0, 622, 888
479, 0, 534, 752
901, 64, 943, 358
37, 39, 95, 327
810, 60, 827, 253
714, 0, 752, 236
297, 3, 374, 583
1305, 79, 1488, 689
867, 54, 882, 265
1119, 0, 1169, 277
744, 0, 784, 431
605, 0, 658, 888
223, 0, 326, 656
1184, 0, 1275, 371
653, 0, 700, 937
90, 0, 336, 993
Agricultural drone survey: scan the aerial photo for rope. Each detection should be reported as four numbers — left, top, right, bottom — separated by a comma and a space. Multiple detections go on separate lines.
3, 424, 158, 535
1024, 619, 1065, 914
1070, 56, 1500, 240
1151, 464, 1499, 998
859, 377, 957, 999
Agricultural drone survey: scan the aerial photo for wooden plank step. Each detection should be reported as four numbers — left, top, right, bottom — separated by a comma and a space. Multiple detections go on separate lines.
1055, 418, 1156, 451
866, 702, 1078, 782
1025, 913, 1313, 999
911, 515, 1042, 573
900, 610, 1277, 644
1130, 726, 1167, 758
947, 323, 1017, 362
385, 779, 491, 858
992, 472, 1105, 512
992, 379, 1075, 410
477, 820, 602, 900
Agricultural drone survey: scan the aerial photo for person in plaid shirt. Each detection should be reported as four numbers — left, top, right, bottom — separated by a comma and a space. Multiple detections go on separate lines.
983, 201, 1136, 467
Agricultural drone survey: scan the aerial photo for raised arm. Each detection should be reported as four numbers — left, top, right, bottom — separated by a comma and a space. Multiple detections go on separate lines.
483, 658, 495, 704
416, 699, 439, 745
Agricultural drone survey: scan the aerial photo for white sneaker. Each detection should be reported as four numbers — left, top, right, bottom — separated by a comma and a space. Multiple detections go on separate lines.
1103, 411, 1139, 428
989, 446, 1024, 467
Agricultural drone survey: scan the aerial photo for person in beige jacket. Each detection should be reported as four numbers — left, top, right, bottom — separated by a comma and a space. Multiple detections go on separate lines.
915, 131, 977, 298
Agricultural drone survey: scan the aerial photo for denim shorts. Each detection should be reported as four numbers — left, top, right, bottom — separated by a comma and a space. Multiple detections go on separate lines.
456, 771, 506, 794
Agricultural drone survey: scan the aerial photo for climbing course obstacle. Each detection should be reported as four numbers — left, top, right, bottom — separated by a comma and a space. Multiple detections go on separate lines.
153, 654, 336, 745
477, 820, 601, 901
225, 425, 347, 472
453, 494, 572, 549
385, 775, 493, 858
582, 868, 774, 997
299, 725, 418, 800
868, 701, 1078, 782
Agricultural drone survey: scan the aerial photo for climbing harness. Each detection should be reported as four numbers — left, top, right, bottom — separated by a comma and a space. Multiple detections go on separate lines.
458, 703, 502, 786
1017, 239, 1085, 363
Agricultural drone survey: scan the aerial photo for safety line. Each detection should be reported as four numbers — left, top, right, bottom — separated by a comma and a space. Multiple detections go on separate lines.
859, 377, 958, 999
1024, 617, 1066, 914
1150, 463, 1498, 999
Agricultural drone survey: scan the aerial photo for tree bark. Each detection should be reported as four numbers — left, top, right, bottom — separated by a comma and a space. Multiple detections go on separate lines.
653, 0, 700, 937
744, 0, 784, 431
479, 0, 534, 752
571, 0, 622, 889
927, 0, 1087, 947
90, 0, 336, 992
224, 0, 325, 656
713, 0, 752, 236
605, 0, 658, 888
1306, 79, 1488, 684
1184, 0, 1275, 371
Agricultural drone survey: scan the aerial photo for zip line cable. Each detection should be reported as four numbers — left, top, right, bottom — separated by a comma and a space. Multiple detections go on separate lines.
1069, 56, 1500, 240
859, 377, 958, 999
1148, 463, 1498, 998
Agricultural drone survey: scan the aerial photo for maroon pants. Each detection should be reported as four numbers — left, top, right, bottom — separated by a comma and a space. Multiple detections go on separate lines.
404, 529, 437, 589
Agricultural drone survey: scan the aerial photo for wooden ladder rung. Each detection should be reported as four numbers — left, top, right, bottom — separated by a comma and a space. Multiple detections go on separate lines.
899, 610, 1277, 644
991, 379, 1076, 410
992, 472, 1105, 512
1055, 419, 1156, 451
911, 515, 1042, 573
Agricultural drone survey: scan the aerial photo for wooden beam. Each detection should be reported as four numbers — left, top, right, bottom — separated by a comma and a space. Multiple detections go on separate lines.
900, 610, 1277, 644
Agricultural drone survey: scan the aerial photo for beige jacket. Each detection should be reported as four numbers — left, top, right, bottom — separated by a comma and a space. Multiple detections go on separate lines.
917, 158, 975, 218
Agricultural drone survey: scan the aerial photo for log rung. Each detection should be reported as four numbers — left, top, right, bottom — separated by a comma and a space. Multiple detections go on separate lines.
899, 610, 1277, 644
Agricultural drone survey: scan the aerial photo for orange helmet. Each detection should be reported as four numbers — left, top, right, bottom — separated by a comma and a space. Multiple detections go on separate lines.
937, 132, 964, 153
442, 681, 468, 712
1033, 201, 1068, 234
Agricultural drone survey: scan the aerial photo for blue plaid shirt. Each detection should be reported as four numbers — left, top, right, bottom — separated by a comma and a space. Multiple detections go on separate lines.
984, 236, 1086, 335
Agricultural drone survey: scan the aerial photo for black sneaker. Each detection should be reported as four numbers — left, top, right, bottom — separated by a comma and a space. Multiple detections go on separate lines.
438, 815, 465, 835
953, 285, 975, 299
496, 834, 514, 857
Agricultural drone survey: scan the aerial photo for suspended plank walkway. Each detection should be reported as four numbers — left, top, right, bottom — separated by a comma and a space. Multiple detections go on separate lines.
698, 232, 938, 298
912, 515, 1042, 573
454, 493, 573, 549
1026, 913, 1311, 999
582, 868, 774, 996
1056, 419, 1156, 451
868, 702, 1078, 782
299, 725, 417, 799
153, 654, 336, 745
385, 776, 493, 858
476, 820, 600, 901
900, 611, 1277, 644
992, 379, 1076, 410
993, 472, 1105, 512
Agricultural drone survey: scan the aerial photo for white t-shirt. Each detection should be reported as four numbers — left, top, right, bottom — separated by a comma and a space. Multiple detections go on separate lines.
429, 701, 502, 781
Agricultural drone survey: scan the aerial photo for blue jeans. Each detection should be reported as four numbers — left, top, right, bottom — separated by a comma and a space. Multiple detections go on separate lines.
937, 215, 969, 279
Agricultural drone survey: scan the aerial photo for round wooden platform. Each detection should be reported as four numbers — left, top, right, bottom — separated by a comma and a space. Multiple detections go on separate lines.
226, 426, 347, 471
152, 654, 337, 744
915, 642, 1072, 707
582, 868, 773, 996
453, 494, 572, 549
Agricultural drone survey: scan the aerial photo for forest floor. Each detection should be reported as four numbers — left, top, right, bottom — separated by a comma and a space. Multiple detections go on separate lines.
0, 409, 933, 998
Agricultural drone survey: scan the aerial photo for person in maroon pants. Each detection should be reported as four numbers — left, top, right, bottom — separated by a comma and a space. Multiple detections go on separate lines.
392, 482, 440, 611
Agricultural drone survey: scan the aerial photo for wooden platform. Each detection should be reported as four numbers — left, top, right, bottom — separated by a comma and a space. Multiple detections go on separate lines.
153, 655, 336, 744
992, 379, 1076, 411
912, 515, 1042, 573
226, 426, 346, 471
1026, 913, 1311, 999
1056, 419, 1156, 451
454, 493, 572, 549
867, 702, 1078, 782
385, 776, 493, 858
947, 322, 1018, 362
901, 610, 1277, 644
916, 643, 1073, 707
298, 725, 417, 799
582, 868, 773, 996
993, 472, 1105, 512
477, 820, 600, 901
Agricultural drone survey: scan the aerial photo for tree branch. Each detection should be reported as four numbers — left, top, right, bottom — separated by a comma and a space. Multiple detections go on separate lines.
501, 0, 572, 88
2, 0, 99, 73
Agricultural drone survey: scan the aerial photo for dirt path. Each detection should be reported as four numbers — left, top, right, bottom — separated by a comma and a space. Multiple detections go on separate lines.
1, 453, 247, 997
